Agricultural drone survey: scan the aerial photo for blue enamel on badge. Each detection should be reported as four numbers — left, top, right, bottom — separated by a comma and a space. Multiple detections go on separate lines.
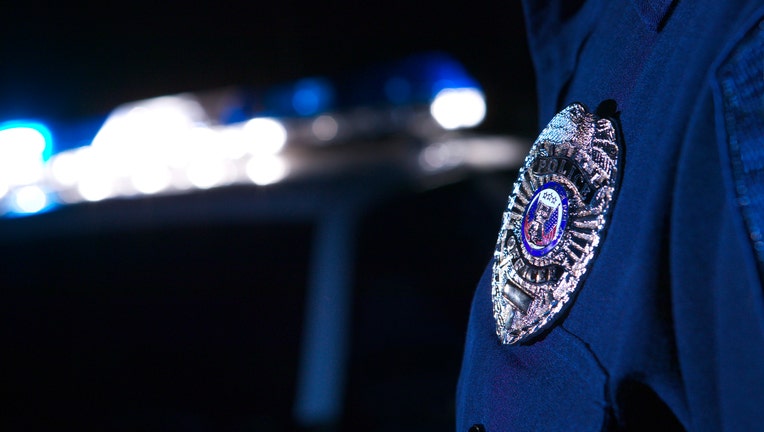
522, 182, 569, 258
493, 103, 621, 345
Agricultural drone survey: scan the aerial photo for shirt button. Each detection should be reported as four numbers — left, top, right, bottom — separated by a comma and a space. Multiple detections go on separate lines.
469, 424, 486, 432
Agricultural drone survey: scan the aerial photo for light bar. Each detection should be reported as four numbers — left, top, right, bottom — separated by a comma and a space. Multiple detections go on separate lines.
0, 52, 488, 217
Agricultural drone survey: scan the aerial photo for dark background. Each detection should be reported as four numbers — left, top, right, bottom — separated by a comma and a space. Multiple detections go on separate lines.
0, 0, 536, 135
0, 1, 536, 431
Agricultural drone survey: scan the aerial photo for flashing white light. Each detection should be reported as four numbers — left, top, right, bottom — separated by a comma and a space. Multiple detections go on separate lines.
75, 150, 114, 202
12, 185, 48, 214
0, 125, 50, 186
311, 115, 339, 142
245, 155, 288, 186
92, 95, 206, 149
218, 127, 250, 160
49, 150, 83, 187
171, 126, 218, 169
59, 146, 113, 202
186, 159, 227, 189
78, 178, 113, 202
243, 118, 287, 155
429, 88, 487, 130
91, 95, 208, 179
131, 163, 172, 195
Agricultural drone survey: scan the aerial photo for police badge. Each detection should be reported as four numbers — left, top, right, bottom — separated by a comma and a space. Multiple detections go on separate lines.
492, 102, 621, 345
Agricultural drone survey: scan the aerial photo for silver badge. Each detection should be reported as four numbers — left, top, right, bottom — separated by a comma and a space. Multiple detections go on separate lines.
492, 103, 621, 344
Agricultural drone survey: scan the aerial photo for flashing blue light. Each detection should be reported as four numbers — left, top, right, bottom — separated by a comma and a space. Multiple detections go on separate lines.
423, 56, 481, 97
333, 51, 483, 108
262, 78, 336, 118
6, 185, 57, 217
292, 78, 335, 116
0, 120, 54, 161
409, 52, 482, 99
0, 121, 58, 217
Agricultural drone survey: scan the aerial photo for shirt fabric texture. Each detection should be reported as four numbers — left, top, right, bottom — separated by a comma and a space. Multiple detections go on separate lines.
456, 1, 764, 430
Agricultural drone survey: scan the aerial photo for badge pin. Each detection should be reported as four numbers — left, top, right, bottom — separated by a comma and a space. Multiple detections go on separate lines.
492, 102, 621, 345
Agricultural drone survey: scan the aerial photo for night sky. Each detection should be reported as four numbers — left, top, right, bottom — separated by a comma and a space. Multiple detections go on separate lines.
0, 0, 537, 135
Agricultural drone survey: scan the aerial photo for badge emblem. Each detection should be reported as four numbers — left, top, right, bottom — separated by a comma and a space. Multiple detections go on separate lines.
492, 102, 621, 344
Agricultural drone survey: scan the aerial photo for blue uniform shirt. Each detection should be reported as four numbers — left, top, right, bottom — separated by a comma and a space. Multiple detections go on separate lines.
456, 1, 764, 430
